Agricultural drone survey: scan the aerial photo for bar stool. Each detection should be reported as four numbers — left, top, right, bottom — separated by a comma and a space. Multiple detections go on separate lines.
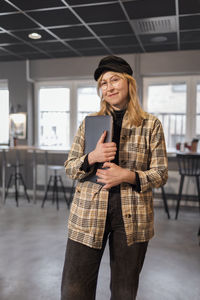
41, 165, 69, 210
5, 163, 30, 207
175, 153, 200, 219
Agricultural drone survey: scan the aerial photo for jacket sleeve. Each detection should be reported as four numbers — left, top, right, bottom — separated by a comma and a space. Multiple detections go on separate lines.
64, 119, 95, 180
136, 119, 168, 193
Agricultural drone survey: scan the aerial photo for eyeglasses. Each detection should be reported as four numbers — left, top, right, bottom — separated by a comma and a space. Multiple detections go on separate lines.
100, 76, 121, 91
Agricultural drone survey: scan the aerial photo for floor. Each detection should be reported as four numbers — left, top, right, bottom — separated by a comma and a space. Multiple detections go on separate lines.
0, 196, 199, 300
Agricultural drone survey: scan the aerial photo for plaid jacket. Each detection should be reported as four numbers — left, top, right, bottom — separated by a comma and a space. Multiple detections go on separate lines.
64, 111, 168, 249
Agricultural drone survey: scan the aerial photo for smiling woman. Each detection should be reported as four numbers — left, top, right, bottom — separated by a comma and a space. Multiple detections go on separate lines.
61, 55, 168, 300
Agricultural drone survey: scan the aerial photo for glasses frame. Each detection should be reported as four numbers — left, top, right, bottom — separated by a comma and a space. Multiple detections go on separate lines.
100, 75, 122, 91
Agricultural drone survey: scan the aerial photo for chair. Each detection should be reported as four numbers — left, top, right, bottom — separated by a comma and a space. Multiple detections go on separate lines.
175, 153, 200, 219
41, 166, 69, 210
5, 162, 30, 207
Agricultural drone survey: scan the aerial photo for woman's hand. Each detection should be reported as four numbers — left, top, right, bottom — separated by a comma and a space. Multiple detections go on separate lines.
88, 131, 117, 165
96, 162, 136, 189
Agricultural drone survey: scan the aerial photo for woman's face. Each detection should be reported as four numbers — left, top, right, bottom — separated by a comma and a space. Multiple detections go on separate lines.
100, 71, 129, 111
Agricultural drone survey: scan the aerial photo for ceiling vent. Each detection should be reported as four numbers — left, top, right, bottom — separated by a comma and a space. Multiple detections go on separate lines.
131, 16, 177, 35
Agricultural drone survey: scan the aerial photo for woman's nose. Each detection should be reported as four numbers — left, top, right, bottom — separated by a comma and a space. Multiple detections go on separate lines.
107, 82, 114, 91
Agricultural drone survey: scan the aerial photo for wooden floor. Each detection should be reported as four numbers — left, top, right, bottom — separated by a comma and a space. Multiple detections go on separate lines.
0, 197, 199, 300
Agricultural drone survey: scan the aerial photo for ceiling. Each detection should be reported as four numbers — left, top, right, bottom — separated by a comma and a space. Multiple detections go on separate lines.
0, 0, 200, 62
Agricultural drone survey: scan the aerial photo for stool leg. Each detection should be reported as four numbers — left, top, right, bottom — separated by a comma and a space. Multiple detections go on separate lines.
14, 172, 19, 207
175, 175, 185, 219
54, 175, 59, 210
52, 175, 57, 205
195, 175, 200, 213
41, 176, 53, 208
59, 176, 69, 208
5, 174, 14, 202
161, 186, 170, 219
18, 173, 30, 203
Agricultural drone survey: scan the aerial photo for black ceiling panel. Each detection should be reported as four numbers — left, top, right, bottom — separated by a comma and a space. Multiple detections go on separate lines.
33, 41, 68, 51
140, 33, 177, 45
21, 52, 50, 59
144, 43, 177, 52
51, 26, 92, 39
68, 0, 118, 5
13, 29, 55, 41
91, 22, 133, 36
74, 3, 126, 23
179, 0, 200, 14
0, 48, 10, 55
68, 38, 102, 49
29, 8, 80, 27
4, 43, 39, 52
9, 0, 65, 10
181, 41, 200, 50
180, 30, 200, 43
102, 35, 139, 47
0, 55, 21, 61
180, 15, 200, 30
80, 48, 110, 56
0, 13, 37, 30
0, 0, 199, 61
48, 51, 78, 58
124, 0, 176, 19
0, 32, 20, 44
111, 45, 142, 54
0, 1, 17, 13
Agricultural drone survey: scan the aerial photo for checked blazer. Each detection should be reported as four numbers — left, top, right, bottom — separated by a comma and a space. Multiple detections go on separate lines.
64, 110, 168, 249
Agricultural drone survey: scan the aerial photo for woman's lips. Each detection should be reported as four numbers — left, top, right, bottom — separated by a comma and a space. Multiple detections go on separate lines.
108, 92, 118, 97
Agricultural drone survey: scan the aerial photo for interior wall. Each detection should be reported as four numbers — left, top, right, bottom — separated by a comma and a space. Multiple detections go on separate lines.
0, 50, 200, 146
0, 60, 33, 145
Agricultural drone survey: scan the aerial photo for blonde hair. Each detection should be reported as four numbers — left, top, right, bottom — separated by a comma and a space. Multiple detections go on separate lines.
96, 72, 146, 127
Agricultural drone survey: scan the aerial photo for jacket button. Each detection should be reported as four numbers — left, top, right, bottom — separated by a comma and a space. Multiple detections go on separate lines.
125, 214, 132, 218
122, 135, 126, 140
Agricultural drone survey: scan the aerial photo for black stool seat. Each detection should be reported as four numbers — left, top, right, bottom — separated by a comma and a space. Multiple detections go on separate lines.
41, 165, 69, 210
175, 153, 200, 219
5, 163, 30, 207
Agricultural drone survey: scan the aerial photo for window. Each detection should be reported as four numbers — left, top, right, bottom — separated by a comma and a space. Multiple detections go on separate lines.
0, 82, 9, 144
35, 80, 101, 149
38, 87, 70, 148
77, 87, 100, 127
146, 83, 187, 148
143, 76, 200, 151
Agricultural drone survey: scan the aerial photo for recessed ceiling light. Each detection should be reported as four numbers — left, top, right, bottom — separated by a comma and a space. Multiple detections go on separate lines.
28, 32, 42, 40
150, 36, 168, 43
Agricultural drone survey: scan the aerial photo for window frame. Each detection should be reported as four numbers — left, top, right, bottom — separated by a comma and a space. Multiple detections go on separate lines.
143, 75, 200, 150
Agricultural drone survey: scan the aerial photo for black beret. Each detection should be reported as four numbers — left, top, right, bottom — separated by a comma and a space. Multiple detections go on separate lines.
94, 55, 133, 81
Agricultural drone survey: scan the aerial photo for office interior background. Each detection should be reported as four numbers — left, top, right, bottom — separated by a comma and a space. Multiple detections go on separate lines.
0, 1, 200, 300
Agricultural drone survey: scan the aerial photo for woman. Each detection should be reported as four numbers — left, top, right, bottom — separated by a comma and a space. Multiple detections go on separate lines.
61, 55, 168, 300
